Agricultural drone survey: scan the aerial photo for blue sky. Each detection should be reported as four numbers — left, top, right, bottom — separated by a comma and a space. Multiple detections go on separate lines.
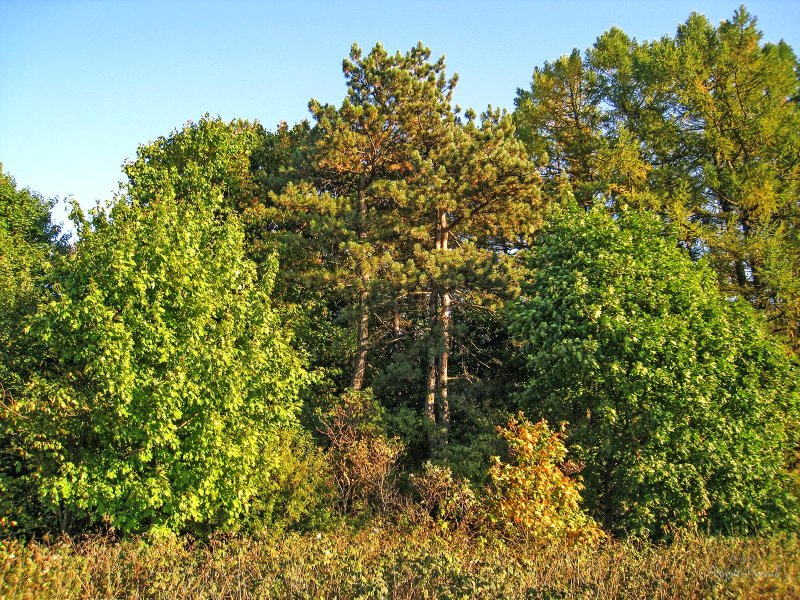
1, 1, 798, 229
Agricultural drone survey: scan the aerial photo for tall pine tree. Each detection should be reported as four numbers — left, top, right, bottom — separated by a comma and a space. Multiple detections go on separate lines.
308, 44, 541, 448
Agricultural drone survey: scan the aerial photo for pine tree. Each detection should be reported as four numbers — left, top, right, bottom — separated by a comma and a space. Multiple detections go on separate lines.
308, 43, 458, 393
309, 44, 541, 449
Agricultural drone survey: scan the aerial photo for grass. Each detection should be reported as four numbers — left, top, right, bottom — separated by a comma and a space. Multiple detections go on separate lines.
1, 519, 798, 599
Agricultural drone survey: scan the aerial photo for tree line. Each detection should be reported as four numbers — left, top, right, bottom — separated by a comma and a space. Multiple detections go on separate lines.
1, 6, 798, 540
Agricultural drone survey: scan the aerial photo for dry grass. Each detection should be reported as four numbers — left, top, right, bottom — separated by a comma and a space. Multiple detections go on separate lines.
1, 521, 798, 599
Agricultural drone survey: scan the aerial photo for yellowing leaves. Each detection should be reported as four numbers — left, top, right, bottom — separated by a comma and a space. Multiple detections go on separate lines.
486, 413, 601, 545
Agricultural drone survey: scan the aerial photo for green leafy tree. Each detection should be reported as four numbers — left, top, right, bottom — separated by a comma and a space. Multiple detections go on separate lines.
0, 165, 65, 393
516, 7, 800, 348
123, 116, 350, 422
123, 114, 264, 212
249, 120, 316, 197
511, 206, 799, 537
0, 166, 66, 533
3, 185, 308, 534
592, 8, 800, 342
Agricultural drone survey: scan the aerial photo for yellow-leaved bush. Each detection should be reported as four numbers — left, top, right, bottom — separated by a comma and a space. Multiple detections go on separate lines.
485, 413, 601, 544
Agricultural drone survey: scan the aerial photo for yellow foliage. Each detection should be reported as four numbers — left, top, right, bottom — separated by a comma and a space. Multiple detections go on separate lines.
485, 413, 602, 545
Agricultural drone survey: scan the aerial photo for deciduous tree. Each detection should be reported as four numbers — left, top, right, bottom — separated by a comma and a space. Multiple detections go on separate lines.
511, 206, 799, 537
3, 180, 307, 534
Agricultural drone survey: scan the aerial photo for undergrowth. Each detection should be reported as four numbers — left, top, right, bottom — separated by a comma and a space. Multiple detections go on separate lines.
2, 520, 798, 599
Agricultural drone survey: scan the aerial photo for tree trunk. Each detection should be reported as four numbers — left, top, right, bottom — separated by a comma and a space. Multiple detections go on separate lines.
438, 212, 451, 441
734, 259, 748, 289
425, 289, 438, 444
425, 209, 443, 451
352, 174, 369, 390
438, 289, 450, 439
425, 209, 451, 451
351, 288, 369, 390
392, 303, 401, 336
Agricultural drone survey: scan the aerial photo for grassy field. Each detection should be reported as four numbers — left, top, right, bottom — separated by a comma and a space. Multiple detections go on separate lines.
2, 520, 798, 599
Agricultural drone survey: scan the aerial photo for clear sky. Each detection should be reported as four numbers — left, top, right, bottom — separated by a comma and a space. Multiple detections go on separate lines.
1, 1, 798, 229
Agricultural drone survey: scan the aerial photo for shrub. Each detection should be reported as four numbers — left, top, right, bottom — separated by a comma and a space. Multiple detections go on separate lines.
410, 462, 477, 527
485, 413, 599, 544
318, 389, 404, 513
248, 427, 334, 533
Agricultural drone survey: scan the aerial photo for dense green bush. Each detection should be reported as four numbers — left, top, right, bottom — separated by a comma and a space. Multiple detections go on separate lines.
245, 427, 334, 533
510, 205, 800, 537
1, 189, 309, 535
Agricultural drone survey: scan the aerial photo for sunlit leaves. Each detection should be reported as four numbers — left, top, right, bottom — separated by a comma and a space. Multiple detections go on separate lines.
511, 206, 800, 537
7, 185, 307, 534
514, 8, 800, 346
486, 414, 600, 544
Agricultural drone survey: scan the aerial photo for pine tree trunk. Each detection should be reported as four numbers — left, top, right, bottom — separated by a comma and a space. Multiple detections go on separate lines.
425, 289, 438, 439
352, 288, 369, 390
392, 304, 401, 336
438, 289, 450, 440
352, 174, 369, 390
438, 214, 450, 442
425, 210, 451, 450
425, 209, 442, 451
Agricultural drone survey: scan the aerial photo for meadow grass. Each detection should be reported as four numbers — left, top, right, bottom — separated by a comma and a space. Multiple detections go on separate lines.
2, 519, 798, 599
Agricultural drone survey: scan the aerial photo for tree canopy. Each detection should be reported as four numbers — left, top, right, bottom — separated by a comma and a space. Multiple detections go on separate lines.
511, 206, 799, 536
1, 7, 799, 543
515, 7, 800, 347
1, 162, 308, 534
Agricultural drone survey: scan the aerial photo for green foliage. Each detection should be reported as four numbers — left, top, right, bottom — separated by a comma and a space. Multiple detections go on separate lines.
430, 398, 508, 484
0, 165, 63, 254
515, 7, 800, 347
514, 48, 605, 207
304, 42, 542, 450
249, 120, 315, 196
511, 206, 800, 536
0, 165, 64, 392
663, 8, 800, 344
245, 181, 354, 406
123, 115, 263, 212
0, 166, 66, 535
124, 116, 348, 423
246, 427, 335, 533
3, 187, 307, 534
485, 413, 599, 544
